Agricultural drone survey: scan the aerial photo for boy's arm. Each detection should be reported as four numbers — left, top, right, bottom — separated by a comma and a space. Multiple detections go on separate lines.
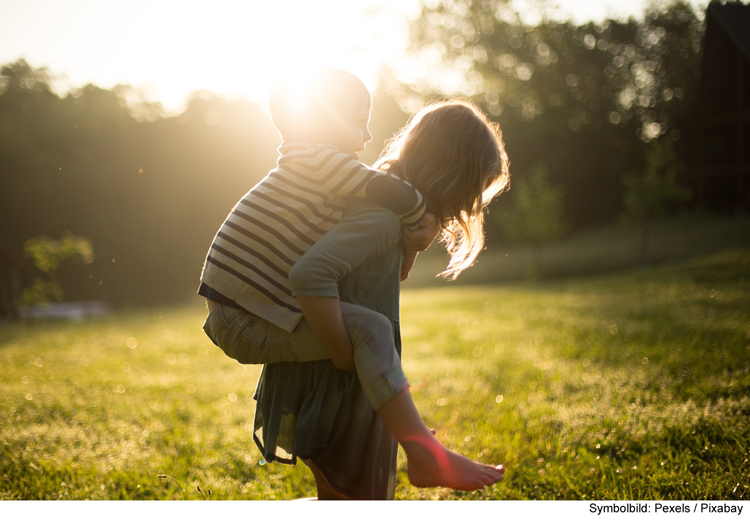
400, 213, 441, 281
362, 172, 427, 229
280, 145, 427, 228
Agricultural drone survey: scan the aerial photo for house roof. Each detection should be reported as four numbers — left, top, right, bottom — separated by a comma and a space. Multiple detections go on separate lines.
708, 3, 750, 62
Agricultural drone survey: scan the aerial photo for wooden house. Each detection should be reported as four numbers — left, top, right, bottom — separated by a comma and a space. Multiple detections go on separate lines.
679, 3, 750, 212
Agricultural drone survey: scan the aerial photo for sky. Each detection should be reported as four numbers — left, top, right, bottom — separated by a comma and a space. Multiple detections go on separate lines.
0, 0, 709, 111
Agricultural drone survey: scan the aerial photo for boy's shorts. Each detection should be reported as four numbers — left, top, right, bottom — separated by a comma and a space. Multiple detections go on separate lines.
203, 303, 330, 364
202, 301, 409, 409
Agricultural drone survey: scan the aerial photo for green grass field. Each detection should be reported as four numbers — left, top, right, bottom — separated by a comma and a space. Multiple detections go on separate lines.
407, 214, 750, 287
1, 249, 749, 500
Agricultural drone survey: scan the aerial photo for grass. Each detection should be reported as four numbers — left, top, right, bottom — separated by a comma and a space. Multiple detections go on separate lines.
406, 214, 750, 287
1, 249, 748, 500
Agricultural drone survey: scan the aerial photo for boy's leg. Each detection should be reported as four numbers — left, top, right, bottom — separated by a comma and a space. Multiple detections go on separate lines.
338, 302, 409, 411
335, 304, 505, 491
377, 388, 505, 491
265, 302, 408, 411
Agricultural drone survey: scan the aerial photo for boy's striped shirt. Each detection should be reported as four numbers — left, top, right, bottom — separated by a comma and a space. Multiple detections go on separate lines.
199, 142, 426, 333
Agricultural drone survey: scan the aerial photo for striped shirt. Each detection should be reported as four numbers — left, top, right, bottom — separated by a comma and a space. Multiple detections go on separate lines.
199, 142, 426, 333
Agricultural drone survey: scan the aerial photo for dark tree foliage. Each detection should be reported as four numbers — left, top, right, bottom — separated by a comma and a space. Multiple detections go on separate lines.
404, 0, 703, 229
0, 59, 280, 306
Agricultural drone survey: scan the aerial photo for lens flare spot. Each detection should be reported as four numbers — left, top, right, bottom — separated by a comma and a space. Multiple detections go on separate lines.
25, 393, 33, 400
121, 362, 131, 372
228, 393, 237, 402
126, 337, 137, 349
34, 358, 44, 367
436, 398, 447, 406
495, 395, 504, 403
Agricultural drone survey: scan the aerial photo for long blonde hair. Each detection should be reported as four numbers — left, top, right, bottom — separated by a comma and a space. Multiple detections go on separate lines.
375, 100, 510, 279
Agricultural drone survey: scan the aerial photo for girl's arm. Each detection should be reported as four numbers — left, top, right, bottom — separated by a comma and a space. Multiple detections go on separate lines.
288, 203, 401, 370
295, 297, 354, 371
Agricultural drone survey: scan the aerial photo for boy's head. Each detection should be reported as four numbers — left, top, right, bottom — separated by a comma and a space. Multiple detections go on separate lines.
269, 66, 372, 156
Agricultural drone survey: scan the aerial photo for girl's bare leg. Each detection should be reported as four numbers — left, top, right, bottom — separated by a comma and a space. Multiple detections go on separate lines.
377, 389, 505, 491
304, 459, 350, 500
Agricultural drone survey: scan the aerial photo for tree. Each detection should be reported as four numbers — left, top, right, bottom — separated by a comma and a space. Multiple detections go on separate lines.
498, 164, 568, 277
621, 137, 690, 265
0, 58, 279, 306
405, 0, 702, 140
21, 233, 94, 305
396, 0, 704, 228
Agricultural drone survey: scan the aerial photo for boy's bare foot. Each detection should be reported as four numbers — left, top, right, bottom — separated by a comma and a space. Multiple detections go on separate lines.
376, 389, 503, 491
403, 437, 505, 491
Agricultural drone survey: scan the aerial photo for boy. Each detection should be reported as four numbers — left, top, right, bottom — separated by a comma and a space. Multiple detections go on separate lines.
200, 65, 433, 402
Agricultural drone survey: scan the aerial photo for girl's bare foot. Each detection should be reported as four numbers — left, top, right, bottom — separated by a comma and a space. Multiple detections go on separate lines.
403, 437, 505, 491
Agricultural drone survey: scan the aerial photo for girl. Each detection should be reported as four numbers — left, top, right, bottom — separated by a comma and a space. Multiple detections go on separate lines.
253, 99, 511, 499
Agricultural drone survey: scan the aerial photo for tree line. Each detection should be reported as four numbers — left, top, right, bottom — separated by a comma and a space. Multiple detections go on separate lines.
0, 1, 709, 306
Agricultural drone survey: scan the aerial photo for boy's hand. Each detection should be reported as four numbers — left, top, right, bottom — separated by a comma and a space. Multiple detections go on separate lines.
401, 213, 440, 253
400, 213, 440, 281
401, 250, 419, 281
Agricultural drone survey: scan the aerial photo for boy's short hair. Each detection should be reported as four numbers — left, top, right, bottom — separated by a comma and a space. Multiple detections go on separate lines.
269, 66, 371, 142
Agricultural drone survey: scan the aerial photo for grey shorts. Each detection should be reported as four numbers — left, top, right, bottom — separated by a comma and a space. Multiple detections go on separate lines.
203, 303, 329, 364
202, 302, 409, 410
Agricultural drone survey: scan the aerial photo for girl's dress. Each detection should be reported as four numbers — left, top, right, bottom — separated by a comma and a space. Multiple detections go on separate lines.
252, 203, 404, 499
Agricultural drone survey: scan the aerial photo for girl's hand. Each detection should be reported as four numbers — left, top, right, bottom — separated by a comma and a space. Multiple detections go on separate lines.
401, 213, 440, 253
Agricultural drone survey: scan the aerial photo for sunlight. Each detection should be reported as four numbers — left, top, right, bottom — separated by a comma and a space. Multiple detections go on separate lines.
0, 0, 711, 111
0, 0, 417, 110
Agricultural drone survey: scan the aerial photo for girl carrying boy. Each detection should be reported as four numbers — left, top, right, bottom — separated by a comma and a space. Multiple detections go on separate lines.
199, 66, 509, 498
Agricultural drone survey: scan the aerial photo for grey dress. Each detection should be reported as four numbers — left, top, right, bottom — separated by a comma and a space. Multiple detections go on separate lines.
252, 203, 403, 499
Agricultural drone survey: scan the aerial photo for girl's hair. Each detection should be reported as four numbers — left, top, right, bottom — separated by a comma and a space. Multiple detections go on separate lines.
375, 100, 509, 279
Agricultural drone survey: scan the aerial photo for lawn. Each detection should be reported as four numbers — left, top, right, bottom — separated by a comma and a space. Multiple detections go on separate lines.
1, 249, 748, 500
407, 214, 750, 287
